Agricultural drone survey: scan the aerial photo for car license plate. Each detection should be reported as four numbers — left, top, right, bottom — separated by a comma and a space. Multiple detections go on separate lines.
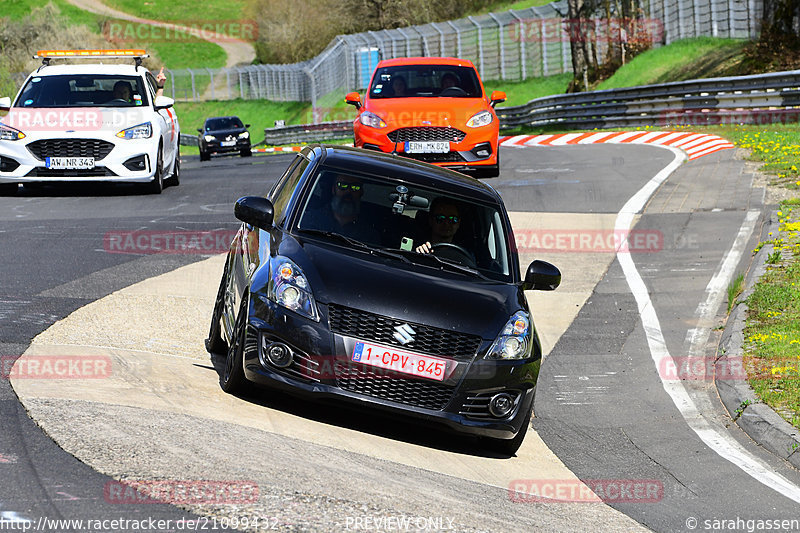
45, 157, 95, 170
405, 141, 450, 154
220, 140, 236, 147
352, 341, 447, 381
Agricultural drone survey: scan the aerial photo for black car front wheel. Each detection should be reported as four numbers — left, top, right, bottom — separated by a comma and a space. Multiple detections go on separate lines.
484, 404, 532, 456
206, 261, 230, 355
221, 294, 251, 394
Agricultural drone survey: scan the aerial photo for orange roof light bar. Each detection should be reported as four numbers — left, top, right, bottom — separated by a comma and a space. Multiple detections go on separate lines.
35, 49, 148, 58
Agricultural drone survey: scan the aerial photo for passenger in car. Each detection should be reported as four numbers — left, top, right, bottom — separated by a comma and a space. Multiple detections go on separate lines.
304, 173, 379, 243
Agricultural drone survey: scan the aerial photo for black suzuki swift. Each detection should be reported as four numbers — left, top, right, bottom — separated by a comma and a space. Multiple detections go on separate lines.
206, 145, 561, 454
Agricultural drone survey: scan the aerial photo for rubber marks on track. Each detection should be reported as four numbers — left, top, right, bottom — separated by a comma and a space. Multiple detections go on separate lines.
501, 131, 735, 160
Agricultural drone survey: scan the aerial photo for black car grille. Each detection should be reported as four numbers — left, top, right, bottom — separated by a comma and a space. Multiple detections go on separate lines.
27, 139, 115, 161
334, 362, 454, 411
26, 167, 117, 177
388, 127, 466, 143
402, 152, 465, 163
328, 304, 481, 359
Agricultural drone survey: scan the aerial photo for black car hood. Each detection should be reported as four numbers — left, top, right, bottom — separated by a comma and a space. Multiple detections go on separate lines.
282, 238, 524, 340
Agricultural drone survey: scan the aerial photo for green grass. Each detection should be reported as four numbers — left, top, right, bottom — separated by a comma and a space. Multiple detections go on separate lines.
743, 199, 800, 428
176, 99, 310, 141
3, 1, 226, 70
104, 0, 246, 31
471, 0, 562, 15
598, 37, 747, 90
727, 273, 745, 313
4, 0, 100, 26
487, 73, 572, 106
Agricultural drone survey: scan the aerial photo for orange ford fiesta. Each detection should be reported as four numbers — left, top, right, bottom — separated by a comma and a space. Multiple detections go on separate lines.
346, 57, 506, 178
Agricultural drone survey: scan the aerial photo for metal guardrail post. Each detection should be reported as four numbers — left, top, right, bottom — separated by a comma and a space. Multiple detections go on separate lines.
189, 69, 196, 102
488, 13, 506, 80
509, 11, 526, 81
468, 17, 484, 75
446, 21, 462, 58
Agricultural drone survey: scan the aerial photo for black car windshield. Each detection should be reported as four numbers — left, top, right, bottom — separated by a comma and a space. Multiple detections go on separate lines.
295, 168, 512, 281
16, 74, 149, 107
369, 66, 483, 99
205, 117, 244, 130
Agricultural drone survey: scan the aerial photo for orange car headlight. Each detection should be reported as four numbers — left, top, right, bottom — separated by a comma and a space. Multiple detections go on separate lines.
466, 110, 493, 128
359, 111, 387, 129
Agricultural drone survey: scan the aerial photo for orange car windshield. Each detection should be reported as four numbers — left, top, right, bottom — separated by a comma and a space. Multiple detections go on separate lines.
369, 66, 482, 99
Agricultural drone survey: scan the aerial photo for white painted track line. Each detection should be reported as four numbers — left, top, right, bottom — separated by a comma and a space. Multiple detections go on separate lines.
614, 146, 800, 504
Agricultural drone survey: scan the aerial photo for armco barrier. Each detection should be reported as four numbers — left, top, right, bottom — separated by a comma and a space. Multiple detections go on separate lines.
255, 69, 800, 145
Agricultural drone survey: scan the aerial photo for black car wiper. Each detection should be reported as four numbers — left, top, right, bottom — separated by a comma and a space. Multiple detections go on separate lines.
298, 229, 410, 263
386, 248, 489, 280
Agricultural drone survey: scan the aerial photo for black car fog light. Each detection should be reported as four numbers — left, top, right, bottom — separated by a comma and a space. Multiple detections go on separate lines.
489, 393, 515, 418
123, 154, 148, 172
266, 342, 293, 368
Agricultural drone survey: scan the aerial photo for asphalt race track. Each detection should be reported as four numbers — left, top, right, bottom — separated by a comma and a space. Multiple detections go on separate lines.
2, 145, 799, 532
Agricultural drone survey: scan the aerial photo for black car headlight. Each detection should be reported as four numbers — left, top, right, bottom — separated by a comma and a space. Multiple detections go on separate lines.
485, 311, 532, 360
267, 256, 319, 321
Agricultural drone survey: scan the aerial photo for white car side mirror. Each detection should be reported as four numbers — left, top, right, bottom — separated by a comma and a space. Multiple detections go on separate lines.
154, 96, 174, 110
0, 97, 11, 111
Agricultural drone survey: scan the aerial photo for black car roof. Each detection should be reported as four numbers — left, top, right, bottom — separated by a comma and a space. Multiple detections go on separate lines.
310, 145, 501, 203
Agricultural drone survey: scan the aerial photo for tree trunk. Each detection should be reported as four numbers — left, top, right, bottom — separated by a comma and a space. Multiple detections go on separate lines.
762, 0, 800, 41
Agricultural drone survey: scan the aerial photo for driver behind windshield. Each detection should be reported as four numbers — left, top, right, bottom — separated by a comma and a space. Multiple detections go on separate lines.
112, 81, 132, 103
415, 197, 465, 255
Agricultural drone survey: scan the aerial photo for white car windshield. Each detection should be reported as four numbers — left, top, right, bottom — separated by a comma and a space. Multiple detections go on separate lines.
16, 74, 149, 108
296, 168, 511, 281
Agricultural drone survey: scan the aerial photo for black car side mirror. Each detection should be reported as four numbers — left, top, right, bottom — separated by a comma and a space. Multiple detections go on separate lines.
197, 128, 203, 134
234, 196, 274, 229
245, 124, 251, 128
522, 260, 561, 291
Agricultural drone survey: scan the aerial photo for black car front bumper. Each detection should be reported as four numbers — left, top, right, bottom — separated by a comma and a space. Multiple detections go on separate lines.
241, 298, 539, 440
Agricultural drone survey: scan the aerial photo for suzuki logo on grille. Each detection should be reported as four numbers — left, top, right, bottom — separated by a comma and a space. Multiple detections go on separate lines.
393, 323, 416, 345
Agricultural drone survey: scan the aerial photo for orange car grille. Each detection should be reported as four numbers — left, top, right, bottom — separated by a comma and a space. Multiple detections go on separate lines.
388, 127, 466, 143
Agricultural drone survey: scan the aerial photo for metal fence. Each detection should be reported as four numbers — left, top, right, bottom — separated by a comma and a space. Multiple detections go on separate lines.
165, 0, 763, 111
239, 69, 800, 146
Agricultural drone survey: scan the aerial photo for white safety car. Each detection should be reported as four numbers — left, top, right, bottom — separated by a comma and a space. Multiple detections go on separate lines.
0, 49, 180, 194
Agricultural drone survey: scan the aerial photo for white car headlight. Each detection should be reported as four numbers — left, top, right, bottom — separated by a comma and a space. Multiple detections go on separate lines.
204, 135, 216, 142
116, 122, 152, 140
485, 311, 532, 360
267, 256, 319, 321
466, 110, 493, 128
238, 131, 249, 139
0, 123, 25, 141
359, 111, 387, 129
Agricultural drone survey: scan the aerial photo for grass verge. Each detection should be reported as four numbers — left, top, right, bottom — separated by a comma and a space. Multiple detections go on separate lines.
743, 198, 800, 428
103, 0, 246, 28
598, 37, 748, 90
